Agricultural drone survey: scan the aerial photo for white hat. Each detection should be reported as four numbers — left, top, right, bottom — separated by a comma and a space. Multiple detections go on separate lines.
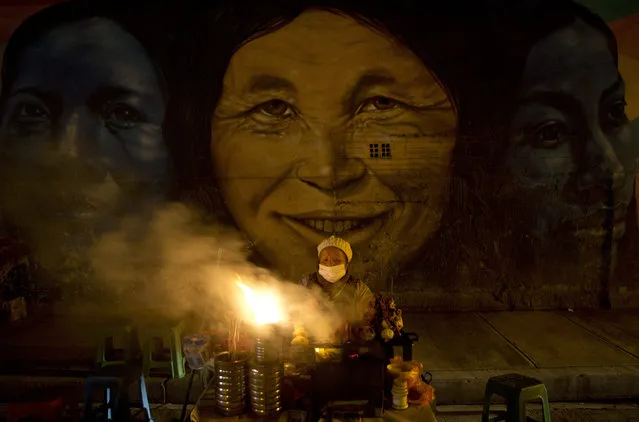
317, 235, 353, 262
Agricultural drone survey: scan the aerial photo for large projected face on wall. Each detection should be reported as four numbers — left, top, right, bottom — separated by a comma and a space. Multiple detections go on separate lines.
211, 9, 457, 283
0, 17, 169, 269
507, 19, 636, 249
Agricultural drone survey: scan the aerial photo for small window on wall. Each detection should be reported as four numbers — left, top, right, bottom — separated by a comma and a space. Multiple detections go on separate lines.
381, 143, 391, 159
369, 143, 392, 159
369, 143, 379, 158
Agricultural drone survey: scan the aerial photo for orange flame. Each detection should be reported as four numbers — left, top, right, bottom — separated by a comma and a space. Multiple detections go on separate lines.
236, 277, 284, 326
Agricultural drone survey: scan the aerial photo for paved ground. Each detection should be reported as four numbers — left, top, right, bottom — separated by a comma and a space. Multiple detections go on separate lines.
187, 403, 639, 421
3, 403, 636, 422
403, 310, 639, 404
1, 305, 639, 407
436, 403, 639, 421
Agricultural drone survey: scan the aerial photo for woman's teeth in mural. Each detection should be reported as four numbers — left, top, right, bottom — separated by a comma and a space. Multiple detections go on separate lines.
299, 218, 373, 233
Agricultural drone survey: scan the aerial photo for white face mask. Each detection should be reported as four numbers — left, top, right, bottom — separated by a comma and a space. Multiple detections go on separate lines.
319, 264, 346, 283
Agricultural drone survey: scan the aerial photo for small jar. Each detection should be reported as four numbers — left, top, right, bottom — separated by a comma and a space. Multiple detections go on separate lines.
183, 334, 211, 371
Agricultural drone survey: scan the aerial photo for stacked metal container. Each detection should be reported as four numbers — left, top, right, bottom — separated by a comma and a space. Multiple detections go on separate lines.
249, 336, 282, 416
214, 351, 249, 416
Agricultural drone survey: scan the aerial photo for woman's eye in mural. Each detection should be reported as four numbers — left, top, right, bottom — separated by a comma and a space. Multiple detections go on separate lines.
603, 99, 628, 129
527, 120, 570, 149
9, 102, 51, 133
251, 99, 296, 121
356, 96, 401, 115
102, 102, 146, 130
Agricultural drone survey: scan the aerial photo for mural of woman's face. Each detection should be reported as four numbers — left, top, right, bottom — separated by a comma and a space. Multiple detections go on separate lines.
0, 17, 169, 267
0, 18, 168, 237
212, 10, 457, 284
507, 19, 637, 246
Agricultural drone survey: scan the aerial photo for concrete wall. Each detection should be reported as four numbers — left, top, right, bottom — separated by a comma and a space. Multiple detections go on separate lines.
0, 0, 638, 311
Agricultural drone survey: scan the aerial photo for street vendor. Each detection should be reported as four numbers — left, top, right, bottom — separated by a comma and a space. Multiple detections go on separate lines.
298, 235, 375, 339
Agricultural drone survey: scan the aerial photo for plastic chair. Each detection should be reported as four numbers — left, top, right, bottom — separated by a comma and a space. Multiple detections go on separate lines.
84, 363, 153, 422
481, 373, 551, 422
140, 320, 186, 378
95, 323, 138, 369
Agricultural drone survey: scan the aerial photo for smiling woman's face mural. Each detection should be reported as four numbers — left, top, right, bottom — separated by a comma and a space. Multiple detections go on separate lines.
211, 9, 457, 287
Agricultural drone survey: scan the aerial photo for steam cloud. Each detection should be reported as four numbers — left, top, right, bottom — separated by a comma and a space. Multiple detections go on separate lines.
0, 135, 345, 340
89, 202, 345, 340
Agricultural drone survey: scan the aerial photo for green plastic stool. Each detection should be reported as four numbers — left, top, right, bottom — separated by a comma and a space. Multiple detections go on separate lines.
481, 373, 551, 422
95, 323, 138, 368
140, 320, 186, 378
